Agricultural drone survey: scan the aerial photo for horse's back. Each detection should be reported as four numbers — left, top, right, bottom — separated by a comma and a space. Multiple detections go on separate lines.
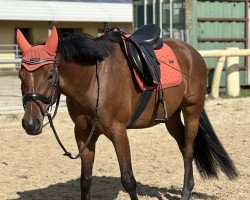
164, 39, 207, 108
164, 38, 207, 83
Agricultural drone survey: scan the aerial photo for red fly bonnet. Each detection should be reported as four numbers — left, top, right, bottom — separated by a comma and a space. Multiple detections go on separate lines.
17, 26, 58, 71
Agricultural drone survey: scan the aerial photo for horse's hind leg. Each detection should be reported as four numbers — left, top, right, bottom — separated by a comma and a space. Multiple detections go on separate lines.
165, 109, 185, 152
180, 98, 204, 200
166, 104, 202, 200
165, 109, 188, 195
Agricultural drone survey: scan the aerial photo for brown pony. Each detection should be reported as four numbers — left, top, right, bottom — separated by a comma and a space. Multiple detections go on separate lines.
18, 27, 238, 200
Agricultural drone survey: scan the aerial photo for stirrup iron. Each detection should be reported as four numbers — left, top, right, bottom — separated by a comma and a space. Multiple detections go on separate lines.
154, 99, 168, 123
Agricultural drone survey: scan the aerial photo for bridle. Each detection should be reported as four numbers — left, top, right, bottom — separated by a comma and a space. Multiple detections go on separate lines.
21, 58, 100, 159
22, 59, 60, 117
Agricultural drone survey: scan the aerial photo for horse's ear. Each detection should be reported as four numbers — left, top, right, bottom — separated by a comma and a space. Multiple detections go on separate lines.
16, 29, 31, 54
45, 26, 58, 54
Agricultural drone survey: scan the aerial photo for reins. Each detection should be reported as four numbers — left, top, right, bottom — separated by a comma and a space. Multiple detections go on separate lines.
46, 60, 100, 159
22, 60, 100, 160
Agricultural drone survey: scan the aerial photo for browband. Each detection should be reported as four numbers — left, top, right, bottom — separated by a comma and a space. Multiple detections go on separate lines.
22, 58, 57, 65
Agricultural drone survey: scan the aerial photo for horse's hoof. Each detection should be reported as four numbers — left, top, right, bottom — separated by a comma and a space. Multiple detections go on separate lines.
129, 194, 138, 200
181, 193, 192, 200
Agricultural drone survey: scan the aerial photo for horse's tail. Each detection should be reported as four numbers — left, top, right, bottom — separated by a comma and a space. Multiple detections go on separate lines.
193, 109, 238, 180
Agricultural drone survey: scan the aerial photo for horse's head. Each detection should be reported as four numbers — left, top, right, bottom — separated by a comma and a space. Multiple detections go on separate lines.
17, 27, 59, 135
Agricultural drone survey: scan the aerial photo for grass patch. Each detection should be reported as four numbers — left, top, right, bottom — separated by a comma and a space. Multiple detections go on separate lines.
219, 89, 250, 99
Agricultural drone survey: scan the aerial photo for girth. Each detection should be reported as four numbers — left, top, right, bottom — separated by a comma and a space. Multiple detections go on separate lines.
126, 90, 153, 129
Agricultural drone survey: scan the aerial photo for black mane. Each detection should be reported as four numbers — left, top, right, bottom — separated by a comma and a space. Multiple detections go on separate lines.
58, 32, 121, 64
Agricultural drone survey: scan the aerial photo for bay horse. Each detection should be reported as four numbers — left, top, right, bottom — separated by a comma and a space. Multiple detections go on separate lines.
17, 26, 238, 200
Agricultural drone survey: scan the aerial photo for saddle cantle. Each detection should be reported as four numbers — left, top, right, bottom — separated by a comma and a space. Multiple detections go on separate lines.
125, 24, 163, 85
130, 24, 163, 49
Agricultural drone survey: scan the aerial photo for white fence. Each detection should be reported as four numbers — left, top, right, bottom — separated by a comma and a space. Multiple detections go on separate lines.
199, 48, 250, 98
0, 44, 21, 69
0, 44, 19, 55
0, 59, 21, 64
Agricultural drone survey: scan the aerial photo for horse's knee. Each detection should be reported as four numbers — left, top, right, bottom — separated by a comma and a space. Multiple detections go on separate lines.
80, 175, 92, 191
121, 173, 137, 193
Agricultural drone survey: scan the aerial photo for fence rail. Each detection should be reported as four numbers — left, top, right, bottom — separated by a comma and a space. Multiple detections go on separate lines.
199, 49, 250, 57
0, 44, 21, 69
0, 59, 22, 64
0, 44, 20, 56
200, 48, 250, 98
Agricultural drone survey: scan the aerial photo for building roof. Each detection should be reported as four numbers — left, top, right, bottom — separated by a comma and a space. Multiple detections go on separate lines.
0, 0, 133, 22
31, 0, 132, 3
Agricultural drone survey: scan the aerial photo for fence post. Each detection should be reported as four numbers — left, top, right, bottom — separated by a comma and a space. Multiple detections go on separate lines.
226, 47, 240, 97
211, 56, 226, 98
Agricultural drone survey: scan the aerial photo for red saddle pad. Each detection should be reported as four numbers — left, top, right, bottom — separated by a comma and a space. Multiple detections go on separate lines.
132, 43, 182, 91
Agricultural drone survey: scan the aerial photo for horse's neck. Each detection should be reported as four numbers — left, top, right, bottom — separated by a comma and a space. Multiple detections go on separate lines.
59, 61, 97, 106
58, 44, 132, 110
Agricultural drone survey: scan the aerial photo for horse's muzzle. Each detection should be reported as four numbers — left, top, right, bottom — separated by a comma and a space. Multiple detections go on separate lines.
22, 117, 42, 135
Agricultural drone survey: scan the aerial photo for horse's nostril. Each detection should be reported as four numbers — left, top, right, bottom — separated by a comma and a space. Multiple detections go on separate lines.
35, 119, 40, 127
22, 119, 25, 129
22, 117, 42, 134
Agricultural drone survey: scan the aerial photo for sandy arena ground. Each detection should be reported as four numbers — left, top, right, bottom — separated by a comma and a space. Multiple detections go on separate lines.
0, 76, 249, 200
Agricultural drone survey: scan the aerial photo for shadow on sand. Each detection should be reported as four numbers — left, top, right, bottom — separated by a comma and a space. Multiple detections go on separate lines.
17, 176, 217, 200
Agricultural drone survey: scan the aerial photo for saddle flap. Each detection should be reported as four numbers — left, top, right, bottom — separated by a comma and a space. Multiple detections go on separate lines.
126, 38, 161, 85
126, 42, 144, 79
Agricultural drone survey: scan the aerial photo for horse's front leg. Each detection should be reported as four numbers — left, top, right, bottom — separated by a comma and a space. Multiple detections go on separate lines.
110, 126, 138, 200
75, 125, 99, 200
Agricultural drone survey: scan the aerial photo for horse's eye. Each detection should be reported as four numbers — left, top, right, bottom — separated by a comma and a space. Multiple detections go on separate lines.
48, 73, 54, 80
19, 72, 24, 80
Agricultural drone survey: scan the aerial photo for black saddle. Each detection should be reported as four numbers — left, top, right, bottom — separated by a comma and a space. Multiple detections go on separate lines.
130, 24, 163, 49
126, 24, 163, 85
104, 25, 168, 126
